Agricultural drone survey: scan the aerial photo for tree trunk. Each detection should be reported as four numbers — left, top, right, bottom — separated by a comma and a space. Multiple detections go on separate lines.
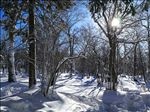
148, 40, 150, 74
46, 73, 55, 95
108, 34, 117, 90
8, 31, 16, 82
138, 45, 146, 82
133, 44, 137, 77
116, 43, 119, 76
123, 43, 127, 74
29, 0, 36, 88
112, 42, 117, 90
147, 10, 150, 78
41, 42, 47, 96
69, 37, 74, 77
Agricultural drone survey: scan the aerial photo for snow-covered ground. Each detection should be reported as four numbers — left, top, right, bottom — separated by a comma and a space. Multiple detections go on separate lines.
0, 73, 150, 112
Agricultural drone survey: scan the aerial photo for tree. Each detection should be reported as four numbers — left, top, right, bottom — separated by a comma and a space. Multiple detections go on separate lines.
61, 5, 85, 77
1, 1, 27, 82
0, 37, 7, 74
140, 8, 150, 81
34, 0, 74, 95
89, 0, 149, 90
28, 0, 36, 88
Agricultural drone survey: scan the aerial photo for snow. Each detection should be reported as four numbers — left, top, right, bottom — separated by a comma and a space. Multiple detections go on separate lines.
0, 73, 150, 112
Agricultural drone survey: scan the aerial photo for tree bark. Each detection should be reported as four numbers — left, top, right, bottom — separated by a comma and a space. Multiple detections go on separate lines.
147, 10, 150, 77
138, 45, 146, 82
8, 31, 16, 82
133, 44, 137, 77
108, 34, 117, 90
29, 0, 36, 88
69, 37, 74, 77
148, 38, 150, 74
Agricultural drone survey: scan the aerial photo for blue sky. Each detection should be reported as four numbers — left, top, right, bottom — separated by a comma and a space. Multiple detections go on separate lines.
0, 1, 97, 50
0, 6, 28, 48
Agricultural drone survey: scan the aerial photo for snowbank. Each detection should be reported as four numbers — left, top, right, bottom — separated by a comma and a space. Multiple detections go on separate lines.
0, 73, 150, 112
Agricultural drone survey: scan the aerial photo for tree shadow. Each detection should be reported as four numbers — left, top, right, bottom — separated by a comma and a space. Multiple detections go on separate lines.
96, 90, 125, 112
0, 81, 10, 88
0, 82, 28, 99
145, 81, 150, 91
141, 92, 150, 107
0, 89, 65, 112
83, 78, 96, 86
60, 92, 100, 106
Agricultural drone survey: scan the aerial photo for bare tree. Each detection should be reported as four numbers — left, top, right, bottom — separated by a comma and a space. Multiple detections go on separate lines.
35, 1, 75, 96
140, 9, 150, 80
61, 5, 86, 77
89, 0, 148, 90
1, 1, 27, 82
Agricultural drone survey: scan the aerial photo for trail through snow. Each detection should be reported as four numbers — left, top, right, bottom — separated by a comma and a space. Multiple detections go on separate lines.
0, 73, 150, 112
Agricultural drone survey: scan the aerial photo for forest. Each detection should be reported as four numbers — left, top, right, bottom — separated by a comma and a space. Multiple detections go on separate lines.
0, 0, 150, 112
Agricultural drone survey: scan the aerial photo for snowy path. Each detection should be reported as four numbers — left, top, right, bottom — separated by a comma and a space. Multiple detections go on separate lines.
54, 74, 150, 112
0, 73, 150, 112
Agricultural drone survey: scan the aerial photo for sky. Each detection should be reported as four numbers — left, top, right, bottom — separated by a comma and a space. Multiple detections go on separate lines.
1, 1, 149, 54
0, 1, 95, 49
